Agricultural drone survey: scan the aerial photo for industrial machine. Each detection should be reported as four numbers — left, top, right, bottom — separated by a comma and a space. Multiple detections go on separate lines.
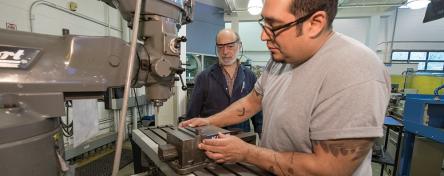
132, 125, 270, 176
399, 84, 444, 176
0, 0, 193, 175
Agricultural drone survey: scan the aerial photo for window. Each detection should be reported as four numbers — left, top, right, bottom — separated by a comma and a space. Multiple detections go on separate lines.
391, 50, 444, 72
429, 52, 444, 61
410, 52, 427, 61
392, 52, 409, 60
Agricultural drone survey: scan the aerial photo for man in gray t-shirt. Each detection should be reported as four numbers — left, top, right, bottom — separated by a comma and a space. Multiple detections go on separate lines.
181, 0, 390, 175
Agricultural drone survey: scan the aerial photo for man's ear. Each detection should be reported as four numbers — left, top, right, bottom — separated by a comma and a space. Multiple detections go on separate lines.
306, 11, 328, 38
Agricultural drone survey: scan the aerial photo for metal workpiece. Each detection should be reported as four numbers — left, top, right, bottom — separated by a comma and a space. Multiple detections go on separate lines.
133, 126, 270, 175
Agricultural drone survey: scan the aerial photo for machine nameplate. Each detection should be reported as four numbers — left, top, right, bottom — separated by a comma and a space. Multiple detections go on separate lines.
0, 45, 41, 69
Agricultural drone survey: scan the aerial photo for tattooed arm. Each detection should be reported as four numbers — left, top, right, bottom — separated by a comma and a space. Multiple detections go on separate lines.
244, 138, 374, 176
206, 89, 263, 127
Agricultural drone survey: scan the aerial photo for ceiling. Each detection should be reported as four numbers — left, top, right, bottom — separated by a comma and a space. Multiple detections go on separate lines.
197, 0, 408, 13
339, 0, 407, 6
195, 0, 409, 21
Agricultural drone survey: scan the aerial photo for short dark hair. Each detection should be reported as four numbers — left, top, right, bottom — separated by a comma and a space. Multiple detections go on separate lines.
289, 0, 338, 29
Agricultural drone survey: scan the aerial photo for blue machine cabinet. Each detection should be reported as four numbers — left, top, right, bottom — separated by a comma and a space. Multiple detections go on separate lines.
399, 94, 444, 176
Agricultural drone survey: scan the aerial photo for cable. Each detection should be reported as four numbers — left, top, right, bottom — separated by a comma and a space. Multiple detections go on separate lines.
434, 84, 444, 97
132, 49, 141, 86
61, 100, 73, 137
132, 88, 143, 124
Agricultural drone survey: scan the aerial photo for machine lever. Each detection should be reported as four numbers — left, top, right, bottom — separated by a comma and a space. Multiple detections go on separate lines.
171, 67, 187, 91
178, 74, 187, 91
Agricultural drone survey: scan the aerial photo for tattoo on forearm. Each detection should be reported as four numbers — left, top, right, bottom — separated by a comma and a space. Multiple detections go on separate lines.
237, 107, 246, 117
290, 152, 295, 163
313, 140, 372, 161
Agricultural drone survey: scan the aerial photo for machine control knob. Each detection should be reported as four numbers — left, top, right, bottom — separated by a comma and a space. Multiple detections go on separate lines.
176, 36, 187, 43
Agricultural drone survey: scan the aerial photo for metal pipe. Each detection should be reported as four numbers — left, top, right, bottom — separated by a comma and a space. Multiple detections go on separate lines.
338, 2, 406, 8
29, 0, 122, 33
377, 40, 444, 45
132, 106, 138, 130
388, 8, 399, 62
105, 4, 110, 36
131, 90, 137, 130
229, 2, 406, 13
111, 0, 142, 175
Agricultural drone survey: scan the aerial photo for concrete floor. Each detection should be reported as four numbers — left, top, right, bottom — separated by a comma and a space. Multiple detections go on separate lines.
117, 163, 134, 176
116, 162, 394, 176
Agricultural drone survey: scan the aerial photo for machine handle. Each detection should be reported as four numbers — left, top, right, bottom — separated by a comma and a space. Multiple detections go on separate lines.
171, 67, 188, 91
434, 84, 444, 100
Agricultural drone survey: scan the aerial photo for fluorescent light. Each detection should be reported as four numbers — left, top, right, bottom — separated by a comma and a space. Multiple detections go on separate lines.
406, 0, 430, 9
248, 0, 263, 15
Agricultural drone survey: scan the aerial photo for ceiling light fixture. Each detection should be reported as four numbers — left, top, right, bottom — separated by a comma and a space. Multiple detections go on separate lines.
247, 0, 263, 15
406, 0, 431, 9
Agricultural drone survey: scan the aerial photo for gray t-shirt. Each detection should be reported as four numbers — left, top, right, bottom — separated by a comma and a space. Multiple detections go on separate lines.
255, 32, 390, 176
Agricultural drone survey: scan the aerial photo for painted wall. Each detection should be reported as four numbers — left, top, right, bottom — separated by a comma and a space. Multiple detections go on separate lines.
186, 2, 225, 55
391, 75, 444, 94
0, 0, 126, 38
228, 7, 444, 66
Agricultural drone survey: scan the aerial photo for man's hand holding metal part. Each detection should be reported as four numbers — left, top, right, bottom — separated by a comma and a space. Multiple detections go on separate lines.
198, 132, 251, 164
179, 118, 254, 164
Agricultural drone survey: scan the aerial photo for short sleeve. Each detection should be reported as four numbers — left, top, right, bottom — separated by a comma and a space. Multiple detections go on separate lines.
254, 74, 264, 96
310, 80, 390, 140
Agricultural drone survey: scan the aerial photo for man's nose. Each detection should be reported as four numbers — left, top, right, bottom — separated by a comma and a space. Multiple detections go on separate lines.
223, 48, 230, 55
260, 30, 270, 41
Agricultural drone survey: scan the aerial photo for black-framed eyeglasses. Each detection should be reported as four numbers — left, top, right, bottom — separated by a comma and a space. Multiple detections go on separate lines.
258, 9, 322, 40
216, 39, 240, 51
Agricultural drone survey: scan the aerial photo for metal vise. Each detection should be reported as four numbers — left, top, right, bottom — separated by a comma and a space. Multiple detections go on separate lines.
157, 125, 256, 174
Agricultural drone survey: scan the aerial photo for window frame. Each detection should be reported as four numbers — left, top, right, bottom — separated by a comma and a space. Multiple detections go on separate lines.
391, 50, 444, 72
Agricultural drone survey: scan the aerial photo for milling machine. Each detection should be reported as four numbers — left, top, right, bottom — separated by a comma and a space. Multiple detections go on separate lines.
0, 0, 192, 175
